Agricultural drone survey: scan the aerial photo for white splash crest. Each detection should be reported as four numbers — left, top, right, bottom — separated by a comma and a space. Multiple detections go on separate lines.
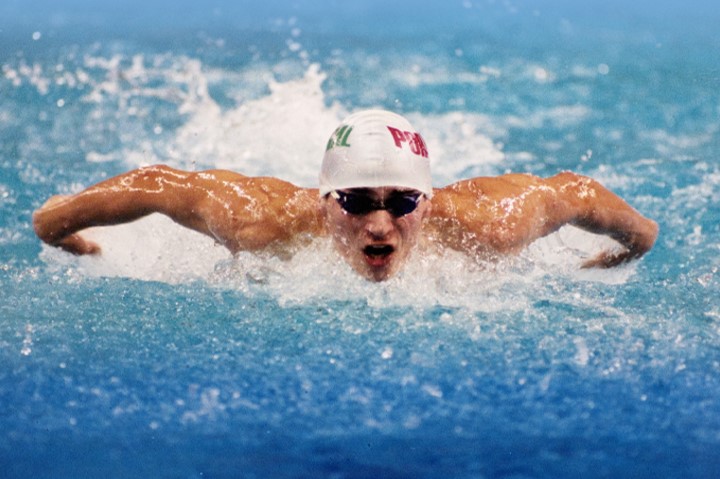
164, 63, 343, 187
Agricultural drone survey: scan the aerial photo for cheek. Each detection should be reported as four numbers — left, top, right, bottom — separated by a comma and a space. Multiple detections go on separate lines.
403, 211, 425, 231
327, 209, 356, 246
398, 213, 426, 244
406, 202, 430, 234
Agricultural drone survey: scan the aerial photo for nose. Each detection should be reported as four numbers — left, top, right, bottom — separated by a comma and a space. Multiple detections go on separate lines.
363, 209, 395, 239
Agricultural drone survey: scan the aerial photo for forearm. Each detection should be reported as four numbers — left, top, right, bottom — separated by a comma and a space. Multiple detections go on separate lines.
550, 172, 658, 265
33, 165, 189, 246
33, 192, 144, 245
575, 208, 658, 264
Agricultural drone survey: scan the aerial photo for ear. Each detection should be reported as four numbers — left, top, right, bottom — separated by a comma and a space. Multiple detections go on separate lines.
318, 195, 329, 217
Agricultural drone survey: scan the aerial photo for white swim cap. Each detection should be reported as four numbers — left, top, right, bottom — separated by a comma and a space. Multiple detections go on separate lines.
319, 110, 432, 197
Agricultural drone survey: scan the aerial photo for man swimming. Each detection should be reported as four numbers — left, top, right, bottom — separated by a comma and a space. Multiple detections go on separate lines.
32, 109, 658, 282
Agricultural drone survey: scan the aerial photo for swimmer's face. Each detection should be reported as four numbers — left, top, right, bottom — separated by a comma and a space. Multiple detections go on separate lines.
321, 187, 431, 282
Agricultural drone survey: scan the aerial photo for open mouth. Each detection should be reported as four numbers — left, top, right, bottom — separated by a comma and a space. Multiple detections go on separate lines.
364, 244, 394, 257
363, 244, 395, 267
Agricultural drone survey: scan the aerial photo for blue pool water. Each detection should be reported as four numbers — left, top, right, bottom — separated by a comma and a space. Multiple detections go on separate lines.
2, 1, 720, 477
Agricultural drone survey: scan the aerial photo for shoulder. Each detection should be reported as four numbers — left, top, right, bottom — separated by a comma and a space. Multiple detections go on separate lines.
431, 173, 552, 205
426, 172, 580, 254
432, 171, 595, 201
187, 169, 319, 219
181, 169, 315, 204
176, 169, 322, 252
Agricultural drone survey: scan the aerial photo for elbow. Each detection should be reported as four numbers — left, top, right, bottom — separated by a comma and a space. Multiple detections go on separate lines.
648, 218, 659, 243
621, 216, 658, 261
32, 197, 63, 244
637, 218, 659, 256
31, 209, 47, 242
32, 208, 64, 246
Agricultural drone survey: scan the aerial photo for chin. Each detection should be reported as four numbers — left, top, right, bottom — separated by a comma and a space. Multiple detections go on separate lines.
359, 255, 398, 282
365, 269, 393, 282
359, 262, 399, 282
339, 247, 404, 282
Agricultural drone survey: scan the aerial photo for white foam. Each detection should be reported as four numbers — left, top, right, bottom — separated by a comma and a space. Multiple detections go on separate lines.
40, 216, 633, 311
166, 63, 343, 187
40, 215, 228, 284
412, 111, 506, 186
142, 61, 507, 189
49, 52, 509, 188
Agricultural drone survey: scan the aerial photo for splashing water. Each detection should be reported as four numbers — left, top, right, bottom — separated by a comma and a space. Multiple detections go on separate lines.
30, 56, 626, 305
2, 1, 720, 478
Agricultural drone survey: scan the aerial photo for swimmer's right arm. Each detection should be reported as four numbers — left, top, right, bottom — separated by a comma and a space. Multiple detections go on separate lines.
33, 165, 213, 255
33, 165, 322, 255
33, 194, 104, 255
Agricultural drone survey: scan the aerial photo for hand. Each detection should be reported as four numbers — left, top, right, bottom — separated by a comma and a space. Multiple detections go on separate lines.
581, 250, 635, 269
55, 233, 102, 256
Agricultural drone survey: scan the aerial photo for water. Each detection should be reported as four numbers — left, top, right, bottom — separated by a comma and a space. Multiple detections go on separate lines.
2, 1, 720, 477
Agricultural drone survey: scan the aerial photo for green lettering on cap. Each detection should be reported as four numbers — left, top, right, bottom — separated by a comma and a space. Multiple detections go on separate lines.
326, 125, 352, 151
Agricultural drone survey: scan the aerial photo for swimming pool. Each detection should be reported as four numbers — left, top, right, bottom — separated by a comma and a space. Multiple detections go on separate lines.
2, 1, 719, 477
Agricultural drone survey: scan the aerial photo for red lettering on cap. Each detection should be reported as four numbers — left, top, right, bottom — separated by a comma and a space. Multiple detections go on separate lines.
411, 132, 428, 157
388, 126, 406, 148
387, 126, 429, 158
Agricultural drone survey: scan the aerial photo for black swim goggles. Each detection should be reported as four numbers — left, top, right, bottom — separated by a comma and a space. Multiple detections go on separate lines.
330, 189, 424, 217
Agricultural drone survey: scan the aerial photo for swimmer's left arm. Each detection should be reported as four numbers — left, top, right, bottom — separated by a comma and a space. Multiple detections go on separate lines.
545, 172, 659, 268
431, 172, 657, 267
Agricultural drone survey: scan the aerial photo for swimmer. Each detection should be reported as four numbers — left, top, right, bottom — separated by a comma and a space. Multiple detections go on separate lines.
32, 109, 658, 282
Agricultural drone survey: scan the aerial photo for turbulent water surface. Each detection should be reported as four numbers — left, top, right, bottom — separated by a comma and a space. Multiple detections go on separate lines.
1, 1, 720, 477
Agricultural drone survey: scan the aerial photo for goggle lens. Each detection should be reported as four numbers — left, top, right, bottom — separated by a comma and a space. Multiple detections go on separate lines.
331, 190, 422, 217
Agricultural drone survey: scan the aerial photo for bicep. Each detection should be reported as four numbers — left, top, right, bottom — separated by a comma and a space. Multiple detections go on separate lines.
155, 169, 260, 244
432, 175, 564, 252
179, 172, 316, 252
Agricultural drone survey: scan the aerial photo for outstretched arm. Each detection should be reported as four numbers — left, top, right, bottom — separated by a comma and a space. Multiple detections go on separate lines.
430, 172, 658, 267
545, 172, 658, 267
33, 165, 322, 255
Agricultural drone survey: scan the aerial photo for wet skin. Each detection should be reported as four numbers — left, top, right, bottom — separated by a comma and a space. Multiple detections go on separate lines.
33, 165, 658, 282
320, 187, 432, 282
